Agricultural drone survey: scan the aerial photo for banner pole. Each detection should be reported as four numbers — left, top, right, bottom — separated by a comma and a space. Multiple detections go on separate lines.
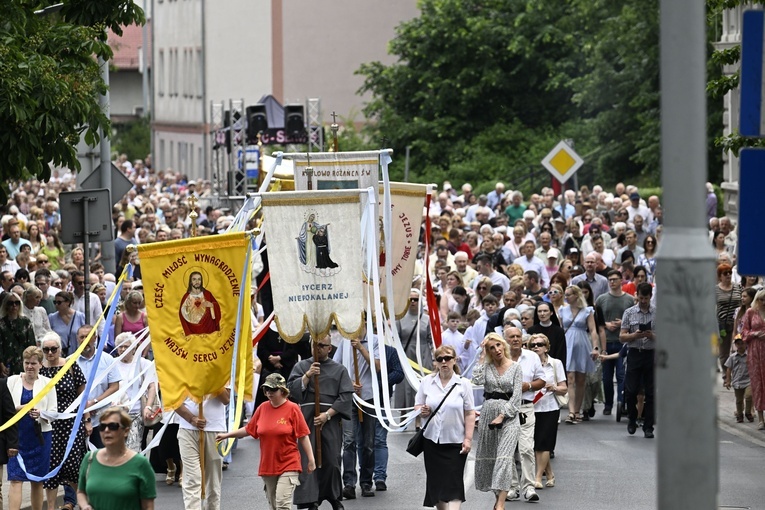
313, 339, 322, 468
352, 346, 363, 422
198, 405, 205, 500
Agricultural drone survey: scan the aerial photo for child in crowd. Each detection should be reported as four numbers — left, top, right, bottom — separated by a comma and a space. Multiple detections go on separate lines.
724, 337, 753, 423
441, 311, 466, 372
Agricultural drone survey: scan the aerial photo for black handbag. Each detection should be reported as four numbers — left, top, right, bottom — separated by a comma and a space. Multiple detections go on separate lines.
406, 383, 458, 457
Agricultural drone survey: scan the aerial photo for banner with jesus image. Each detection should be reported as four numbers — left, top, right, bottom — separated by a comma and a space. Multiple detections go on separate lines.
261, 190, 364, 342
137, 232, 253, 409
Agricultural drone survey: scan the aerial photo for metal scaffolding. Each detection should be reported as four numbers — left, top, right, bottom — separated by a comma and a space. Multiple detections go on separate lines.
307, 97, 323, 153
209, 101, 225, 195
227, 99, 246, 196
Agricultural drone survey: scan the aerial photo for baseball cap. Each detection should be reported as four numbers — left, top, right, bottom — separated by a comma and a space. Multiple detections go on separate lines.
629, 192, 640, 200
547, 248, 561, 259
262, 373, 288, 390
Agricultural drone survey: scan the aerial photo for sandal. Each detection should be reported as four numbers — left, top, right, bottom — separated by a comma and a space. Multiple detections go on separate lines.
546, 476, 555, 487
565, 413, 577, 424
166, 464, 177, 485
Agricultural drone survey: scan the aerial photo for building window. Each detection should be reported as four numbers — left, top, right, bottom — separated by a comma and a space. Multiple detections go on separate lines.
159, 139, 165, 170
196, 48, 203, 99
158, 49, 165, 96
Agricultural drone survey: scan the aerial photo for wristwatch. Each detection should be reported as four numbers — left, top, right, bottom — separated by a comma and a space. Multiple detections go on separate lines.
325, 412, 331, 421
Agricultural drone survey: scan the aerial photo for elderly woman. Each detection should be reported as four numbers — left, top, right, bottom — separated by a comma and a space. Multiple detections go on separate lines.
528, 334, 567, 489
7, 346, 57, 510
39, 332, 88, 510
21, 286, 51, 341
113, 332, 158, 451
0, 293, 37, 377
717, 263, 742, 372
77, 407, 156, 510
472, 333, 522, 510
415, 345, 475, 509
47, 291, 86, 357
216, 373, 315, 510
741, 289, 765, 430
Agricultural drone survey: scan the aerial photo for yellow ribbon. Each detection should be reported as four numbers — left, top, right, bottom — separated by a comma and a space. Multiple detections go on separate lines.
407, 359, 432, 375
0, 267, 130, 433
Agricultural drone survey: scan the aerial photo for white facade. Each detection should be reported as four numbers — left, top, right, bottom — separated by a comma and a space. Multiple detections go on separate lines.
151, 0, 418, 181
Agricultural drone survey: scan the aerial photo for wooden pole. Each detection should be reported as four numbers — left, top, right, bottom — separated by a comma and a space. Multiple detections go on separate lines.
352, 345, 363, 422
313, 340, 322, 468
198, 405, 205, 499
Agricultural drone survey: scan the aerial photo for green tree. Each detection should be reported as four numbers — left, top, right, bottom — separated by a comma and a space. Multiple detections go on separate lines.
0, 0, 144, 200
112, 116, 151, 161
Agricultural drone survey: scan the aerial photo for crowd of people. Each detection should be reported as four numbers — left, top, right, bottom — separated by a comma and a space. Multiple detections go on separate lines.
0, 155, 758, 510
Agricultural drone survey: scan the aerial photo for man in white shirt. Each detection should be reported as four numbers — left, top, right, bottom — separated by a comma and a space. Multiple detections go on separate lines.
74, 325, 121, 447
626, 192, 653, 224
0, 246, 20, 275
514, 241, 549, 288
71, 270, 104, 335
505, 327, 546, 502
175, 390, 230, 510
472, 254, 510, 293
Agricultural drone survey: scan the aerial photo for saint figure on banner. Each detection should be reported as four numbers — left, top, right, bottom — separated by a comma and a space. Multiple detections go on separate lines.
297, 212, 341, 276
179, 270, 222, 335
313, 227, 339, 270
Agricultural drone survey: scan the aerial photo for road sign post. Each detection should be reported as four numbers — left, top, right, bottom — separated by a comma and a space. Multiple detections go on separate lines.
60, 189, 114, 324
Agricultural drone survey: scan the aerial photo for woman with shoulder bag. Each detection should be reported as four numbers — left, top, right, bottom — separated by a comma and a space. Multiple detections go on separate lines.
528, 334, 567, 489
717, 263, 742, 372
414, 345, 475, 509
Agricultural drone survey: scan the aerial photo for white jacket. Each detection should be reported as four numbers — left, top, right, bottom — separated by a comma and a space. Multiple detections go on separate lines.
7, 374, 57, 432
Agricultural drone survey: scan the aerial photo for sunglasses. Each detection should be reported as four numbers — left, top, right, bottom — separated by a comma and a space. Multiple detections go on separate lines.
548, 290, 560, 295
42, 347, 58, 354
723, 272, 732, 276
54, 300, 66, 305
477, 286, 487, 290
263, 387, 279, 393
410, 298, 419, 302
529, 342, 546, 348
98, 422, 124, 432
435, 355, 454, 363
7, 301, 20, 307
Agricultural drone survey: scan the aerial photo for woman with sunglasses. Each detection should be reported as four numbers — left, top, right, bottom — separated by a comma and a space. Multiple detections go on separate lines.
0, 294, 37, 377
39, 332, 88, 510
7, 346, 57, 510
546, 284, 566, 320
717, 263, 742, 372
469, 277, 492, 313
77, 407, 156, 510
636, 235, 658, 283
472, 333, 522, 510
415, 345, 475, 510
216, 373, 315, 510
528, 334, 567, 489
113, 333, 157, 452
48, 291, 86, 357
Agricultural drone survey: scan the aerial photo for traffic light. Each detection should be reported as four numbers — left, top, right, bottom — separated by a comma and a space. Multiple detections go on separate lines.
246, 104, 268, 143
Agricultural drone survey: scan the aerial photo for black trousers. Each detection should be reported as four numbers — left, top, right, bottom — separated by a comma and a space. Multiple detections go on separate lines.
625, 348, 655, 431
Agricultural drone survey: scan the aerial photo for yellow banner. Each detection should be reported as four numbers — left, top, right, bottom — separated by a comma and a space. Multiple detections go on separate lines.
137, 233, 253, 410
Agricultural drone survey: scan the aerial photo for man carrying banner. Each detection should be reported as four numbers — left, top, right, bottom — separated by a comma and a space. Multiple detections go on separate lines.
333, 325, 380, 499
175, 390, 230, 510
288, 334, 354, 510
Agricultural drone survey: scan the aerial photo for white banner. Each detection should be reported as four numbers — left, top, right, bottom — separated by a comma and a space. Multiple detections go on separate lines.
286, 150, 381, 191
261, 190, 365, 341
373, 182, 427, 319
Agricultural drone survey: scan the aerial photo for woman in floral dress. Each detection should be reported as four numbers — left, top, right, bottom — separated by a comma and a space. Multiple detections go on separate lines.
472, 332, 522, 510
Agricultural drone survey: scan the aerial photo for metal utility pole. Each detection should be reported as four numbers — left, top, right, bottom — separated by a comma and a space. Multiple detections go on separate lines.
656, 0, 718, 509
99, 56, 116, 274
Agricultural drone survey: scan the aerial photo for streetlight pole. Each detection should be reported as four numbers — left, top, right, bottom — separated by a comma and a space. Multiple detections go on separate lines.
656, 0, 718, 508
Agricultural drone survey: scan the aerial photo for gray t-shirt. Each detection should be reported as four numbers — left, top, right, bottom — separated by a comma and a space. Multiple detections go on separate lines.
595, 292, 635, 343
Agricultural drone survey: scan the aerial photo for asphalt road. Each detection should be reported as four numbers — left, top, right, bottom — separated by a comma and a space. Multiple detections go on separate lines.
151, 388, 764, 510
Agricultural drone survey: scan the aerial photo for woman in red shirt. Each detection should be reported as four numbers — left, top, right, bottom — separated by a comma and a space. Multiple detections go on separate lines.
217, 373, 315, 509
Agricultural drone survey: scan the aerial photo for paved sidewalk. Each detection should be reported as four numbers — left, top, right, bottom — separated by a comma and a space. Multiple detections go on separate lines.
0, 481, 62, 510
716, 380, 765, 446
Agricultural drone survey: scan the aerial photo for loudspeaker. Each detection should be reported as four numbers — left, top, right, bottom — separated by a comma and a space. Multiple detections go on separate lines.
246, 104, 268, 143
284, 104, 305, 138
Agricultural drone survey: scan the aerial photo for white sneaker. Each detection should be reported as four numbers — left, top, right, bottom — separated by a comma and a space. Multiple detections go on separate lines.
506, 489, 520, 501
524, 489, 539, 502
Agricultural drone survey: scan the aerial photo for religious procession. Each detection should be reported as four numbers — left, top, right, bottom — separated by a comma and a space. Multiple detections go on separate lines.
0, 125, 754, 510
